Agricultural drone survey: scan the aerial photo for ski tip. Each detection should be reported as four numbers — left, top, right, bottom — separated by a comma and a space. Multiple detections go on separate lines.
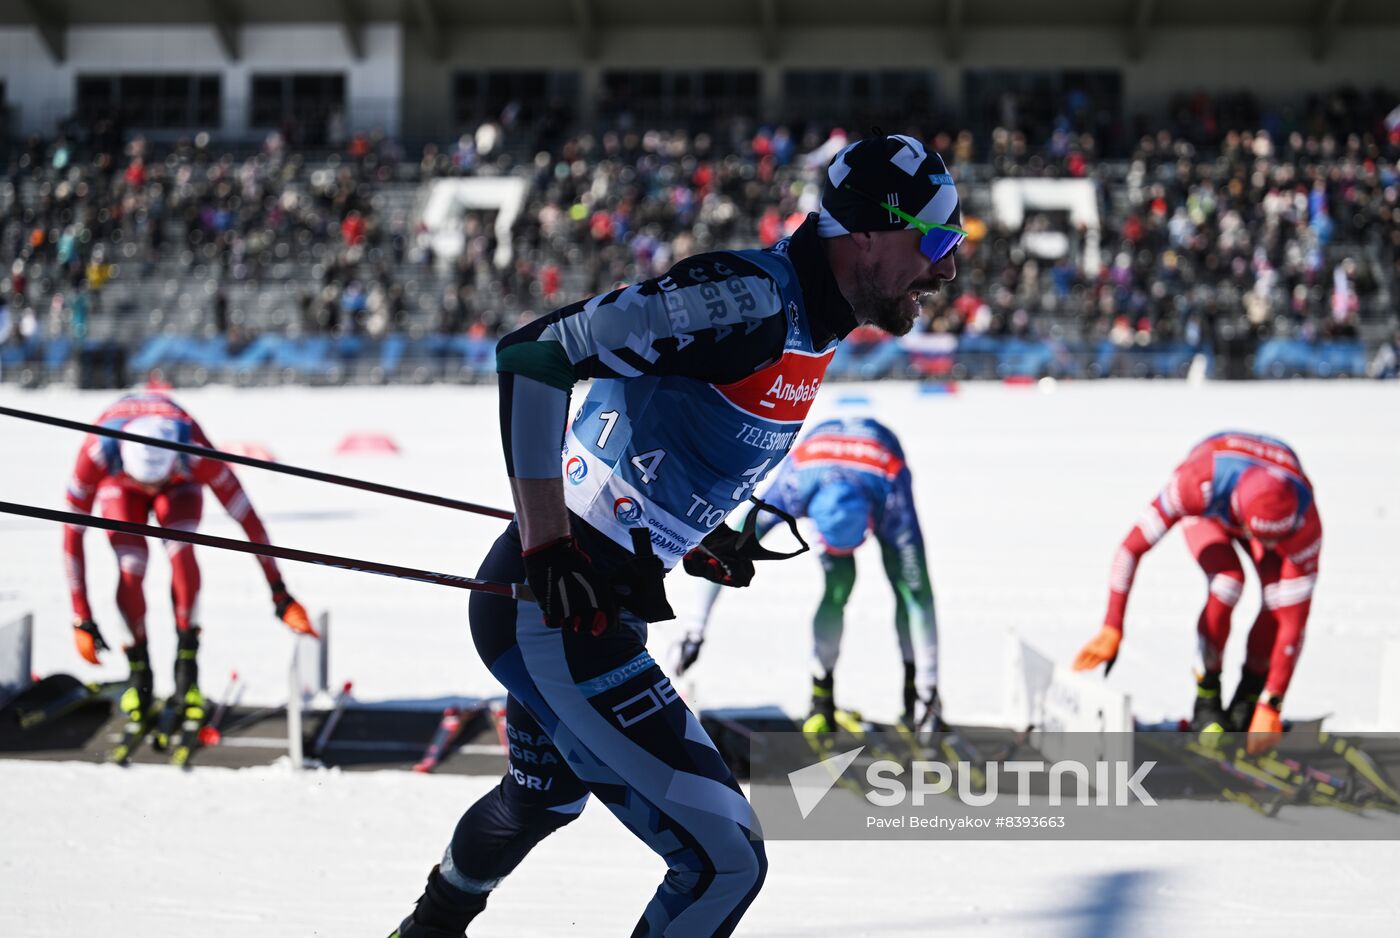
411, 762, 431, 774
197, 726, 222, 746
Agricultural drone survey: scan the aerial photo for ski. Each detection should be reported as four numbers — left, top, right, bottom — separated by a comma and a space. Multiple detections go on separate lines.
169, 708, 210, 768
1170, 738, 1292, 816
150, 696, 184, 753
1318, 732, 1400, 807
413, 705, 471, 774
10, 676, 105, 731
890, 720, 989, 791
938, 730, 988, 790
801, 710, 984, 802
109, 698, 172, 766
171, 673, 239, 768
1255, 747, 1369, 800
1189, 729, 1400, 813
1136, 715, 1400, 814
892, 706, 1012, 793
801, 709, 870, 799
1182, 737, 1379, 815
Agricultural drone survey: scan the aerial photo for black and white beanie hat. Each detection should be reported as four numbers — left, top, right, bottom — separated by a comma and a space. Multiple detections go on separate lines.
818, 134, 961, 237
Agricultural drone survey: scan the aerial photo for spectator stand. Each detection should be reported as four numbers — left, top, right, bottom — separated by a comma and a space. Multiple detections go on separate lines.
3, 89, 1397, 388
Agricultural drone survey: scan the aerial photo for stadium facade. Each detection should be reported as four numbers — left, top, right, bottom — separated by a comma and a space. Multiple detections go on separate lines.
1, 1, 1397, 142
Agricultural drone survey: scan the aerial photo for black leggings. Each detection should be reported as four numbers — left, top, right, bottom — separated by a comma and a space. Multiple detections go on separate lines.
443, 523, 767, 937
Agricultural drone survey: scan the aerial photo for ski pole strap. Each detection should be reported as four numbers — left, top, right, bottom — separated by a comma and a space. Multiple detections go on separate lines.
0, 500, 533, 602
611, 527, 676, 623
735, 496, 810, 562
0, 404, 513, 520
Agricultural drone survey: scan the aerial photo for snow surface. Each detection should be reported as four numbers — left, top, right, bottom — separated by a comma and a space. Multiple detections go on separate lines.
2, 380, 1398, 936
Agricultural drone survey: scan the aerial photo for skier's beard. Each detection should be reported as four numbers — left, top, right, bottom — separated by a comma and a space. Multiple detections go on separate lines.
849, 258, 925, 337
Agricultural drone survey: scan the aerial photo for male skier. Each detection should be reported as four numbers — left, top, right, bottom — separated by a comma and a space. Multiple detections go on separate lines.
393, 134, 964, 937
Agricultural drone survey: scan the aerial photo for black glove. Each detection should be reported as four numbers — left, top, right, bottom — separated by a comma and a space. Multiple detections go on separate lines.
683, 525, 757, 587
522, 537, 617, 636
673, 633, 704, 676
683, 497, 809, 588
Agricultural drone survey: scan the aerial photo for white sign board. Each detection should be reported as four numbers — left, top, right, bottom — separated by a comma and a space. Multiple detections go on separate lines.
1005, 633, 1133, 775
421, 176, 530, 271
0, 613, 34, 708
989, 178, 1102, 275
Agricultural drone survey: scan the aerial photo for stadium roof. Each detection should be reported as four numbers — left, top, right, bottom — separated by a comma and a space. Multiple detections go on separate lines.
7, 0, 1398, 63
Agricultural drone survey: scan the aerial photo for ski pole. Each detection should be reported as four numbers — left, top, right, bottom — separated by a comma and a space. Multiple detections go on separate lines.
0, 500, 535, 601
217, 703, 285, 737
312, 681, 354, 758
197, 670, 243, 747
0, 404, 512, 520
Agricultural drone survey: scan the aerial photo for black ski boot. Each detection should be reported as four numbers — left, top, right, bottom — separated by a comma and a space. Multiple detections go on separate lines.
901, 662, 918, 729
119, 644, 153, 722
111, 643, 157, 764
167, 628, 207, 762
389, 865, 488, 938
803, 672, 837, 733
1190, 671, 1226, 733
1226, 667, 1267, 733
172, 627, 206, 723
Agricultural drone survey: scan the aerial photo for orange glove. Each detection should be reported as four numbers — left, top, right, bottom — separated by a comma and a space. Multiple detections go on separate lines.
1072, 625, 1122, 673
72, 618, 110, 664
1245, 701, 1283, 755
272, 581, 318, 638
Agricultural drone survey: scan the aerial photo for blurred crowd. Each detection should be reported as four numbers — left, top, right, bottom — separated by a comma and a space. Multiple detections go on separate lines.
924, 117, 1399, 351
2, 86, 1397, 365
490, 87, 1398, 355
0, 128, 416, 350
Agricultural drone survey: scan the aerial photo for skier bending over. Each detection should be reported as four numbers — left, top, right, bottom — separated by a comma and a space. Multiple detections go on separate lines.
63, 391, 314, 729
673, 414, 941, 735
1073, 430, 1322, 753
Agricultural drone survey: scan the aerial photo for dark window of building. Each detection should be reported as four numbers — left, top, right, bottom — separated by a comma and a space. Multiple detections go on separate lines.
75, 73, 221, 129
249, 76, 284, 129
599, 69, 760, 130
195, 76, 221, 126
76, 76, 115, 124
453, 70, 580, 131
250, 73, 346, 145
783, 70, 936, 131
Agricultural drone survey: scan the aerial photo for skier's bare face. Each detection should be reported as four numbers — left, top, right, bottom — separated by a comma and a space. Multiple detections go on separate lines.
848, 230, 957, 336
